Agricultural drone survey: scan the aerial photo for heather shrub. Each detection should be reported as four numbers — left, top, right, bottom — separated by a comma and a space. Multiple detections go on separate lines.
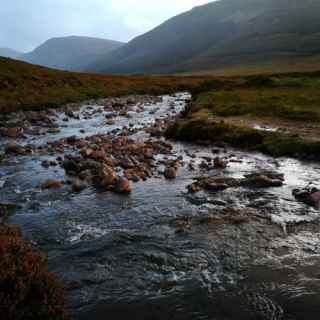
0, 224, 68, 320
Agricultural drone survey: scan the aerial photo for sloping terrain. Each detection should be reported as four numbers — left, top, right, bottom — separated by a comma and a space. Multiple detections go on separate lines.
0, 57, 213, 113
0, 47, 23, 59
88, 0, 320, 74
20, 36, 124, 71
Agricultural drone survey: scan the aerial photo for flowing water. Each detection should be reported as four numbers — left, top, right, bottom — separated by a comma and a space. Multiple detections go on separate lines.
1, 93, 320, 319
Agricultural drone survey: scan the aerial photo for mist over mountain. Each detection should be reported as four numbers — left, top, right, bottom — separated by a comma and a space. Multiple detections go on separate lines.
87, 0, 320, 74
0, 48, 23, 59
20, 36, 124, 72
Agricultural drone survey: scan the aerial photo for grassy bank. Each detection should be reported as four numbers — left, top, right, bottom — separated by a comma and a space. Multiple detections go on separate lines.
167, 74, 320, 160
0, 57, 214, 113
192, 75, 320, 121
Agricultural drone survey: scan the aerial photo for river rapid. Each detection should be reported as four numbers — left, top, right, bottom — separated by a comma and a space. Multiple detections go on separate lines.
1, 93, 320, 320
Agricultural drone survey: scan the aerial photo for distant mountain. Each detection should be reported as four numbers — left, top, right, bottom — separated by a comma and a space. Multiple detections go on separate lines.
20, 36, 124, 71
0, 48, 23, 59
87, 0, 320, 74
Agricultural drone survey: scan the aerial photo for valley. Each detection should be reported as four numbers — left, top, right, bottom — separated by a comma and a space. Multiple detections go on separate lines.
1, 80, 320, 319
2, 0, 320, 319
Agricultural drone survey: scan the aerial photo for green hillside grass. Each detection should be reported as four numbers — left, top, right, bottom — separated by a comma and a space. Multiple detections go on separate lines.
166, 73, 320, 160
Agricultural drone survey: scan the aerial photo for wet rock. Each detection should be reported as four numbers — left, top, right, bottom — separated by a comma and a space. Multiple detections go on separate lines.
41, 160, 50, 168
66, 135, 77, 144
90, 149, 106, 161
96, 165, 118, 188
65, 109, 75, 118
62, 159, 81, 174
242, 171, 284, 188
41, 179, 61, 189
72, 179, 87, 192
80, 148, 94, 158
5, 143, 26, 155
0, 127, 24, 138
106, 119, 116, 125
214, 157, 227, 169
119, 157, 135, 169
164, 167, 177, 179
114, 178, 131, 194
293, 187, 320, 209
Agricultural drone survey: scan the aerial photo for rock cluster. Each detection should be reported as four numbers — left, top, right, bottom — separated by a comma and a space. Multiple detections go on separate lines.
55, 134, 175, 193
188, 171, 284, 193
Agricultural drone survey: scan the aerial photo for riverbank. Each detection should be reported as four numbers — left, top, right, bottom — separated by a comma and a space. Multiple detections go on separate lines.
1, 92, 320, 320
166, 74, 320, 160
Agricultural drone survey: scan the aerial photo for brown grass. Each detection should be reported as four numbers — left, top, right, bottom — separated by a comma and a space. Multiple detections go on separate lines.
0, 57, 215, 113
0, 224, 69, 320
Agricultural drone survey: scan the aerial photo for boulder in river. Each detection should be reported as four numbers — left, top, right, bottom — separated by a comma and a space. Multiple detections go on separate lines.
164, 167, 178, 179
0, 127, 24, 138
293, 187, 320, 209
72, 179, 87, 193
5, 143, 27, 155
114, 178, 131, 194
41, 179, 61, 189
187, 171, 284, 193
214, 157, 227, 169
241, 171, 284, 188
97, 165, 118, 188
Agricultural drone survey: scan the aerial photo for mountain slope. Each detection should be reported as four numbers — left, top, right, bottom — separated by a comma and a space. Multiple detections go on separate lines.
20, 36, 124, 71
0, 48, 23, 59
88, 0, 320, 74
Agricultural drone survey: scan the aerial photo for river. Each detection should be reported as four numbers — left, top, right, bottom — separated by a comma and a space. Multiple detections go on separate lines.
1, 93, 320, 319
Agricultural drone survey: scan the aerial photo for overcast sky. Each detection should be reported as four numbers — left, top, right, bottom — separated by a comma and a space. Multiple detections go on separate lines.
0, 0, 211, 53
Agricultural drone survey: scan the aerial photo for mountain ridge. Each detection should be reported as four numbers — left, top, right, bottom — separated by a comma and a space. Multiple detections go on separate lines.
0, 48, 23, 59
20, 36, 124, 71
87, 0, 320, 74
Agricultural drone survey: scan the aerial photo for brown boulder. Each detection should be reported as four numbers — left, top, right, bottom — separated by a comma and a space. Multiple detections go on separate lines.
98, 165, 118, 188
114, 178, 131, 194
214, 157, 227, 169
41, 179, 61, 189
5, 143, 26, 155
164, 167, 177, 179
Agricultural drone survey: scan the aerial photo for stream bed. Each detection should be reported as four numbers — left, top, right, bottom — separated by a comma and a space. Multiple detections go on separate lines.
1, 93, 320, 319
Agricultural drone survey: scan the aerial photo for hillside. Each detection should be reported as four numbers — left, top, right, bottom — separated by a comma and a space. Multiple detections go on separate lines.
20, 36, 124, 71
87, 0, 320, 74
0, 47, 23, 59
0, 57, 213, 113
